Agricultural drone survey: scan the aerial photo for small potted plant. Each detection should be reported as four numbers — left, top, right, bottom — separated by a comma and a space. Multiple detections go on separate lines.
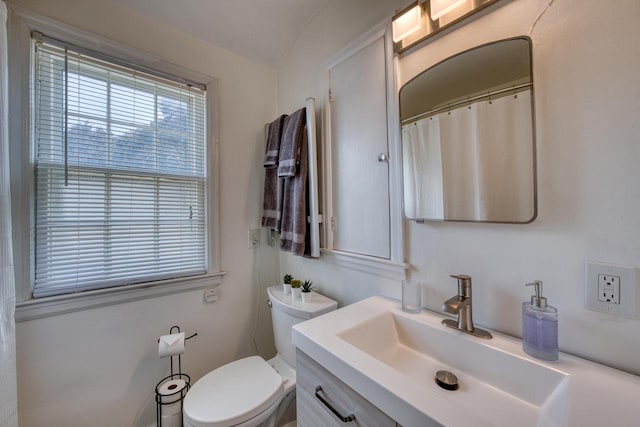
301, 280, 313, 303
290, 279, 302, 299
282, 274, 293, 295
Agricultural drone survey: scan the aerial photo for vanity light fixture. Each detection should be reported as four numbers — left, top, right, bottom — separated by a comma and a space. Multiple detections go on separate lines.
392, 1, 423, 43
392, 0, 502, 54
430, 0, 468, 20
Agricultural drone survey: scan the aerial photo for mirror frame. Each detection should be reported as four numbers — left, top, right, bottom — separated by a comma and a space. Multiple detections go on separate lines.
399, 36, 538, 224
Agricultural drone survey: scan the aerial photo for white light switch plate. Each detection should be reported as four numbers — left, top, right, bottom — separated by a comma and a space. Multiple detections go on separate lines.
203, 288, 219, 303
585, 261, 638, 318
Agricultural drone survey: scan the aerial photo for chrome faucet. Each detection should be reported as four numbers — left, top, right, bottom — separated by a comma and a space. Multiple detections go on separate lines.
442, 274, 492, 339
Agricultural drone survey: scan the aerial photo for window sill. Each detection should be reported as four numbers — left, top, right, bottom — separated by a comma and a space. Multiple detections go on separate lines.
15, 272, 226, 322
320, 249, 409, 281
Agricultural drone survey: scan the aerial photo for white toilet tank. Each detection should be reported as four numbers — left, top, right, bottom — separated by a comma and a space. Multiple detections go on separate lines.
267, 286, 337, 367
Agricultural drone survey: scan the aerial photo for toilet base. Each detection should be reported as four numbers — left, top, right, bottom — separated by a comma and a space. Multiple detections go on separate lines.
255, 390, 295, 427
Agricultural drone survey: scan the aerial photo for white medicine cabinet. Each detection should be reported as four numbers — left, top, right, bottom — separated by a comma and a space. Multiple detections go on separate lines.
322, 23, 406, 279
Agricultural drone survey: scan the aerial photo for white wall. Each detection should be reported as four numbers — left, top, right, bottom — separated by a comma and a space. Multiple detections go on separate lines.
10, 1, 278, 426
278, 0, 640, 376
10, 0, 640, 425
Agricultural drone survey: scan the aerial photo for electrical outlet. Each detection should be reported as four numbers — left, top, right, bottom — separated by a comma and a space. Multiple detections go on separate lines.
248, 228, 260, 249
598, 274, 620, 304
585, 261, 637, 318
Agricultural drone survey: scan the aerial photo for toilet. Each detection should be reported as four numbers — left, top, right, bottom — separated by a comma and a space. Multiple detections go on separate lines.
183, 285, 337, 427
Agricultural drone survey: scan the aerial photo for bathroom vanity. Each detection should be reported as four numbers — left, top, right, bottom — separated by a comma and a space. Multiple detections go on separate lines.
293, 296, 640, 427
296, 350, 398, 427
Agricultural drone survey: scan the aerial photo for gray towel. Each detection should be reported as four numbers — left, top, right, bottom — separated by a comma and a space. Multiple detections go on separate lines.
278, 108, 306, 178
262, 168, 284, 231
261, 115, 287, 230
264, 115, 286, 167
280, 126, 309, 256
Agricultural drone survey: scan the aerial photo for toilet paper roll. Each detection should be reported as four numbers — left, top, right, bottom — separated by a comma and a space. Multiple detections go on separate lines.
158, 332, 185, 358
158, 379, 187, 416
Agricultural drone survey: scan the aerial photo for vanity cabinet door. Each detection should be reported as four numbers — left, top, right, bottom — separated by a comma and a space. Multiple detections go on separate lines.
296, 349, 396, 427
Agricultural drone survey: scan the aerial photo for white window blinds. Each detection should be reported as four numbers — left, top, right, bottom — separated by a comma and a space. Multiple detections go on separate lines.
33, 37, 207, 298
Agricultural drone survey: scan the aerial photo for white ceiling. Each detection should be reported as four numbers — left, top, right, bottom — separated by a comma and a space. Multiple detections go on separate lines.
110, 0, 331, 68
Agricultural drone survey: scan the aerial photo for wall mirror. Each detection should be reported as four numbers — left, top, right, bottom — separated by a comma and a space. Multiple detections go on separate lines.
400, 37, 537, 223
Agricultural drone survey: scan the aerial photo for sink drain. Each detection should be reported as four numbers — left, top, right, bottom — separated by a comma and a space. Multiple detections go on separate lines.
435, 370, 459, 391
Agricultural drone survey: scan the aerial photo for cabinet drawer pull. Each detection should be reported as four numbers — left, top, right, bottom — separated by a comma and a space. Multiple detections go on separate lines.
314, 385, 356, 423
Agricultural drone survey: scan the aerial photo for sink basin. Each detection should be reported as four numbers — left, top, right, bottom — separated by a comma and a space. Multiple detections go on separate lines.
338, 310, 569, 426
293, 296, 640, 427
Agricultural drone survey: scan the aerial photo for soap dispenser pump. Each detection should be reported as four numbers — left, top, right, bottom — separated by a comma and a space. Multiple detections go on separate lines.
522, 280, 558, 361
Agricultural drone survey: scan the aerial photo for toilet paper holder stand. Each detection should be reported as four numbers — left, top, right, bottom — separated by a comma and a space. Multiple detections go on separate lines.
155, 325, 197, 427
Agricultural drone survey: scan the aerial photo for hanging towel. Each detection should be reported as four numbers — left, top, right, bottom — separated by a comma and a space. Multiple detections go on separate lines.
261, 115, 287, 230
264, 114, 287, 167
280, 125, 309, 256
278, 108, 306, 178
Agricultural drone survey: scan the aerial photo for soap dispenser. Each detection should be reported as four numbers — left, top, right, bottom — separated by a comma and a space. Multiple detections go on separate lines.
522, 281, 558, 361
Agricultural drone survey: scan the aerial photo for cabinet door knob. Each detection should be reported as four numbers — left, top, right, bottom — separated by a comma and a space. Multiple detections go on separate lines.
377, 152, 388, 162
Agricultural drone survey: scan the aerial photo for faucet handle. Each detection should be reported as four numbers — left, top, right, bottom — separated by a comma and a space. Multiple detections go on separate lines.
450, 274, 472, 295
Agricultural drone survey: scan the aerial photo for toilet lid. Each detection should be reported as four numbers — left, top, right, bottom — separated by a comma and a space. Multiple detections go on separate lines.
184, 356, 284, 427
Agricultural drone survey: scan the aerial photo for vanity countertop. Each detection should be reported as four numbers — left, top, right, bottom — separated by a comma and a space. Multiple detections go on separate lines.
292, 296, 640, 427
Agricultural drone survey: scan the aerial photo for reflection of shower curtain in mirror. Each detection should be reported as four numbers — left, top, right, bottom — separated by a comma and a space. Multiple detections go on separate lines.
402, 89, 534, 221
402, 116, 444, 220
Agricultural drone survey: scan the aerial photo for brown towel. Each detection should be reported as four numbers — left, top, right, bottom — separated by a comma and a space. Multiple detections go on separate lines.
261, 115, 287, 230
280, 126, 309, 256
278, 108, 306, 178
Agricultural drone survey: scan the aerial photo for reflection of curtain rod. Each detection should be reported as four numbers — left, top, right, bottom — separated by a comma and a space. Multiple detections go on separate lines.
401, 82, 532, 125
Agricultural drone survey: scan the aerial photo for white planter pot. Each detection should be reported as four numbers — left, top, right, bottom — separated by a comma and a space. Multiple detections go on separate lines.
291, 288, 302, 299
301, 291, 312, 303
283, 283, 291, 295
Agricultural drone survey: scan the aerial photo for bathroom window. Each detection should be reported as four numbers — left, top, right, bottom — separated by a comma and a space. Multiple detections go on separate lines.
32, 35, 209, 298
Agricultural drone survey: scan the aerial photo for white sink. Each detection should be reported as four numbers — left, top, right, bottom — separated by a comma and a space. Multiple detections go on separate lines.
338, 311, 569, 426
292, 296, 640, 427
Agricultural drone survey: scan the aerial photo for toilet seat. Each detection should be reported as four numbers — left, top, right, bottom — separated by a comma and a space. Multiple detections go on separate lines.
183, 356, 284, 427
